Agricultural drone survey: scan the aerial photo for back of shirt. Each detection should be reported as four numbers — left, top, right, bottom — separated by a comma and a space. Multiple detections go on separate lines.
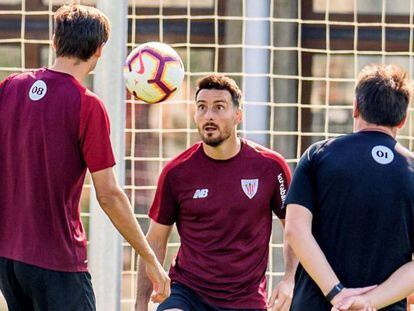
0, 68, 115, 272
286, 131, 414, 311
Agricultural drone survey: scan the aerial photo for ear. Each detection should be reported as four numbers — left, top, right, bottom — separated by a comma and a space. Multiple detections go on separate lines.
352, 98, 359, 118
94, 44, 105, 58
52, 34, 57, 51
235, 107, 243, 125
397, 115, 407, 129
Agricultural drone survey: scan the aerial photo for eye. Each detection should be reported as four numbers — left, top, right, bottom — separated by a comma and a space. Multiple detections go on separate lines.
217, 105, 225, 110
197, 104, 206, 111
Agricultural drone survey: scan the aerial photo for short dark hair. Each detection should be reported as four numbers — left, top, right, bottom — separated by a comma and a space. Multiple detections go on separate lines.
355, 64, 412, 127
53, 4, 110, 61
195, 74, 242, 107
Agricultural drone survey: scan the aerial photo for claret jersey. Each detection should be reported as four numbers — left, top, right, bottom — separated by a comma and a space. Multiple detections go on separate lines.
0, 68, 115, 272
149, 139, 291, 309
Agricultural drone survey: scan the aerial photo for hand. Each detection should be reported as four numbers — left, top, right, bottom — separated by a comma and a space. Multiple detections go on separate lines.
331, 294, 376, 311
145, 261, 171, 303
331, 285, 377, 307
267, 277, 294, 311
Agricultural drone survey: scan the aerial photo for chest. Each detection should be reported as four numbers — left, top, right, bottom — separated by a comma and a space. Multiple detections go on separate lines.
174, 165, 276, 223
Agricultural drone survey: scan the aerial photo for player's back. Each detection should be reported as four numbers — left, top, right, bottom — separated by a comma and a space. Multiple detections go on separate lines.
0, 68, 110, 272
291, 130, 414, 311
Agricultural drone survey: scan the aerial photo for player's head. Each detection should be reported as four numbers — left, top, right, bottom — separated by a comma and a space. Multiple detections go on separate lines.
355, 64, 412, 128
194, 74, 243, 147
53, 4, 110, 67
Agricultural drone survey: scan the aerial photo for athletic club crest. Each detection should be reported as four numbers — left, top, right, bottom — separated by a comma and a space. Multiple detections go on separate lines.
241, 179, 259, 199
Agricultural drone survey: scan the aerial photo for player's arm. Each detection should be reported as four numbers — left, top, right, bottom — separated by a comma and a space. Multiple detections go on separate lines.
332, 259, 414, 310
267, 218, 298, 311
91, 168, 170, 303
285, 204, 340, 294
284, 145, 376, 307
267, 158, 298, 311
280, 220, 298, 281
284, 204, 376, 307
135, 221, 172, 311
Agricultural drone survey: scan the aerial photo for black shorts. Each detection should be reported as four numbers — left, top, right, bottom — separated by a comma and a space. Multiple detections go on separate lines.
157, 282, 266, 311
0, 257, 95, 311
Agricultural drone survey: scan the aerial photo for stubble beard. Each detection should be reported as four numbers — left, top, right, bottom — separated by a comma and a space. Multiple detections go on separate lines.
198, 126, 232, 147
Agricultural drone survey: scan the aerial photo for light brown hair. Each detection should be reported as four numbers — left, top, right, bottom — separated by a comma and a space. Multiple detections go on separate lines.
54, 4, 110, 61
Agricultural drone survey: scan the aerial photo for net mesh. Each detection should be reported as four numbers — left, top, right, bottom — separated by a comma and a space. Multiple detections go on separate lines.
0, 0, 413, 310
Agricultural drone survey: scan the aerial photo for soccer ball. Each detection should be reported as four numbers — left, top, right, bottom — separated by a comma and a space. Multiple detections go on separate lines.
124, 42, 185, 103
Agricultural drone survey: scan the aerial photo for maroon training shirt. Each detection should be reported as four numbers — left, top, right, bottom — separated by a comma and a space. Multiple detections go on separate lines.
0, 68, 115, 272
149, 139, 291, 309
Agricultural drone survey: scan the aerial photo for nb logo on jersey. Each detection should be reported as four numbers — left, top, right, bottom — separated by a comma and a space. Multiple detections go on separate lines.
193, 189, 208, 199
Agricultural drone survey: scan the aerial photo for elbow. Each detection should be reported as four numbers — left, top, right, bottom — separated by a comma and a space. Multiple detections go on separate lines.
96, 187, 124, 211
284, 220, 304, 246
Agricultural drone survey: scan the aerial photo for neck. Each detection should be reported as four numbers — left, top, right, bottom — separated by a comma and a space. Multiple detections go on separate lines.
203, 135, 241, 160
354, 119, 397, 138
49, 57, 92, 83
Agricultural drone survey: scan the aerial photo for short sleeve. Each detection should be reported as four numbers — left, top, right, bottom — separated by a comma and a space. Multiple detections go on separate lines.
271, 157, 292, 219
0, 74, 18, 100
148, 168, 179, 226
285, 145, 317, 214
79, 96, 116, 172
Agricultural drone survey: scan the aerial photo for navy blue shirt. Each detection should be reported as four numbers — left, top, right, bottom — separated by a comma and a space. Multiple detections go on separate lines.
286, 131, 414, 311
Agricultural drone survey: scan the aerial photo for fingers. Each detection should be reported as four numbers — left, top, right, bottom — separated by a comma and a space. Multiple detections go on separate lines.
270, 293, 292, 311
145, 262, 171, 303
278, 297, 291, 311
339, 298, 355, 309
267, 288, 279, 308
151, 277, 171, 303
270, 297, 284, 310
332, 297, 355, 311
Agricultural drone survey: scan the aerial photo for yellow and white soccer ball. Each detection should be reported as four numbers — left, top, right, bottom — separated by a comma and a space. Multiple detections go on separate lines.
124, 42, 185, 103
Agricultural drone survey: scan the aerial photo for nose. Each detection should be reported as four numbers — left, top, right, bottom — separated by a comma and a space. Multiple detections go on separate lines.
203, 107, 215, 120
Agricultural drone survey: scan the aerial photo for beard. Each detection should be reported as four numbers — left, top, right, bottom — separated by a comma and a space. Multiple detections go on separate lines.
198, 122, 232, 147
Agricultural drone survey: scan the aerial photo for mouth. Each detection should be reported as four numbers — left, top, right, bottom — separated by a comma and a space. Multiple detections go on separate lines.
203, 124, 218, 133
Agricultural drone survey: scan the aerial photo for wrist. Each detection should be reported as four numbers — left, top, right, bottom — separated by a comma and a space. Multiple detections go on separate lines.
362, 291, 376, 309
325, 282, 345, 302
282, 272, 295, 282
141, 251, 158, 266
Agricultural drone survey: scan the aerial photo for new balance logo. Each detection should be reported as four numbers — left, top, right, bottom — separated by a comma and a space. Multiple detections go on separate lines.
193, 189, 208, 199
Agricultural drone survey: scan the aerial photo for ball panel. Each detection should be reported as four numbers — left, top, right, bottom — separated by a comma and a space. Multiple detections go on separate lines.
124, 42, 185, 103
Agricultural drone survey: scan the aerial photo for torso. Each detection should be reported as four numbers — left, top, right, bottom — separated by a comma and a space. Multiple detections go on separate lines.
150, 139, 291, 309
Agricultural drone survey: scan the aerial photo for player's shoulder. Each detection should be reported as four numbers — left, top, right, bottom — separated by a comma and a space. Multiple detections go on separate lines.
303, 136, 342, 161
243, 138, 290, 170
395, 142, 414, 161
0, 70, 43, 99
1, 71, 31, 87
0, 72, 20, 93
243, 138, 285, 161
161, 142, 203, 177
39, 68, 102, 104
81, 88, 104, 108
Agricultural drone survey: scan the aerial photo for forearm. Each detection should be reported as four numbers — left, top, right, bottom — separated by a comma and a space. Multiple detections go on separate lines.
282, 242, 299, 280
136, 240, 168, 308
98, 190, 156, 264
366, 261, 414, 309
285, 226, 339, 295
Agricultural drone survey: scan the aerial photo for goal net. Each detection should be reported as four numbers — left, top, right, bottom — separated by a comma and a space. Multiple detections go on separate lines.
0, 0, 413, 310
